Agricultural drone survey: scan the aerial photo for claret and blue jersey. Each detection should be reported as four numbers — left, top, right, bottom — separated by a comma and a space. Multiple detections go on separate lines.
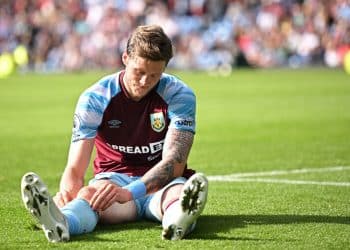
72, 71, 196, 178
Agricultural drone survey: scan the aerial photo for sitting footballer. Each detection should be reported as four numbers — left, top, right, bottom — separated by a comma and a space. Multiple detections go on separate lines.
21, 24, 209, 242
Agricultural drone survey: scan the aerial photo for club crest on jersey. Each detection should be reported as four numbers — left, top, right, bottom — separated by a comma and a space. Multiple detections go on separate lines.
150, 112, 165, 132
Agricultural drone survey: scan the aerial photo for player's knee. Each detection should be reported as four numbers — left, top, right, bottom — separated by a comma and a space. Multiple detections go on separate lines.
77, 185, 96, 202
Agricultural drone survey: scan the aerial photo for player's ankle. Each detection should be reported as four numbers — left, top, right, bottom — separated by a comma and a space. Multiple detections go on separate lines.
162, 200, 181, 229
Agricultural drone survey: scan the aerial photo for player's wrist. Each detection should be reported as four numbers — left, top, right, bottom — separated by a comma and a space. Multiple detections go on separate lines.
123, 179, 147, 200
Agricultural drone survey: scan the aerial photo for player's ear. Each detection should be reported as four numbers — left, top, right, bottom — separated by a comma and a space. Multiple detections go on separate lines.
122, 52, 129, 66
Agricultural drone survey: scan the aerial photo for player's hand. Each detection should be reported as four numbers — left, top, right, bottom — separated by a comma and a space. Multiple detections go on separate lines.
89, 182, 132, 211
53, 190, 74, 208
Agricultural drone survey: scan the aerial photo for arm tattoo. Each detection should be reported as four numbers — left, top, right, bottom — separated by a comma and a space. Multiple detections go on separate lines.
141, 128, 194, 193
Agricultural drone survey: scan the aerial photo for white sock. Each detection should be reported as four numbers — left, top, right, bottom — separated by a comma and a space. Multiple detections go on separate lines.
162, 200, 180, 229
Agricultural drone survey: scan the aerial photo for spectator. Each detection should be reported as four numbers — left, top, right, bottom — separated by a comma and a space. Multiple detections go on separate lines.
0, 0, 349, 73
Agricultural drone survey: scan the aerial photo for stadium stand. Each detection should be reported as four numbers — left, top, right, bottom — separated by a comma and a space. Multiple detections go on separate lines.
0, 0, 349, 72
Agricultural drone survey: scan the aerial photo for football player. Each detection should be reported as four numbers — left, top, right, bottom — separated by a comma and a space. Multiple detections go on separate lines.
21, 24, 208, 242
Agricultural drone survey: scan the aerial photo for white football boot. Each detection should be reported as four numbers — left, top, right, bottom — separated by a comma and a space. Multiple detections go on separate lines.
21, 172, 69, 242
162, 173, 208, 240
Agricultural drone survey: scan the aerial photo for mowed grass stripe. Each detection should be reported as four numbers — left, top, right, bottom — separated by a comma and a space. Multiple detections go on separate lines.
0, 69, 349, 249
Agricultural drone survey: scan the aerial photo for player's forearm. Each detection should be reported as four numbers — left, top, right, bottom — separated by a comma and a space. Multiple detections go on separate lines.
141, 128, 194, 194
59, 167, 84, 196
60, 139, 94, 196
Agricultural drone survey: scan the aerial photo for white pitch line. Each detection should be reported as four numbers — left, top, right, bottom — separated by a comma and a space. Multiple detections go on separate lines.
207, 166, 350, 187
208, 177, 350, 187
210, 166, 350, 178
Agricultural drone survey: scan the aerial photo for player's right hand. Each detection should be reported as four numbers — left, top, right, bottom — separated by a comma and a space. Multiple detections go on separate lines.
53, 190, 73, 208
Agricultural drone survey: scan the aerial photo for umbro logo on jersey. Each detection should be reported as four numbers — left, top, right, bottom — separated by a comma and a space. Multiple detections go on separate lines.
150, 112, 165, 132
108, 119, 122, 128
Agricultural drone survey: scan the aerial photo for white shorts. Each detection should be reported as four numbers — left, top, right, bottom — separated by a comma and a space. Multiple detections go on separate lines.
89, 172, 187, 222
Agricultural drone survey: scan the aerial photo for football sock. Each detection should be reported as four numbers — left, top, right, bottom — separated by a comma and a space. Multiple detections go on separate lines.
61, 198, 98, 235
162, 199, 180, 229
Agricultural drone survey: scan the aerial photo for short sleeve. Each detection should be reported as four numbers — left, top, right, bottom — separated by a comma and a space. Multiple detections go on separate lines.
157, 74, 196, 134
71, 74, 120, 142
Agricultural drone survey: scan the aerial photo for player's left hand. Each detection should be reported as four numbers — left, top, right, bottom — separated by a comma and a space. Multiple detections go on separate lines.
89, 182, 132, 211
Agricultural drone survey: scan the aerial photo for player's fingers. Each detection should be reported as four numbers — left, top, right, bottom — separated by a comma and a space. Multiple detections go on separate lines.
89, 188, 102, 209
53, 192, 65, 208
99, 190, 118, 211
89, 182, 109, 206
103, 192, 120, 211
92, 184, 116, 210
90, 184, 111, 210
60, 190, 72, 205
97, 185, 117, 210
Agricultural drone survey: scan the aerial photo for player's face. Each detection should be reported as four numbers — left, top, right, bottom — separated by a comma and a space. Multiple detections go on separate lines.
122, 52, 166, 101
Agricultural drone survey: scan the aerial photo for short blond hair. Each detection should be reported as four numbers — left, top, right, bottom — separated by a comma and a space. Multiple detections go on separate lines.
126, 25, 173, 65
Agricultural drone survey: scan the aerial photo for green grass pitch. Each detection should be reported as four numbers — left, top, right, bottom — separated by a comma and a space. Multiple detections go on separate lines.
0, 68, 349, 249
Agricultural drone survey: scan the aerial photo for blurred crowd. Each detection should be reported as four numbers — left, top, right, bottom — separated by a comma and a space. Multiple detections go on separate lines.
0, 0, 350, 73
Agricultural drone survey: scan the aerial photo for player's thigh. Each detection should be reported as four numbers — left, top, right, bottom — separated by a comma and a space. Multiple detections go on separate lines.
99, 201, 137, 224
